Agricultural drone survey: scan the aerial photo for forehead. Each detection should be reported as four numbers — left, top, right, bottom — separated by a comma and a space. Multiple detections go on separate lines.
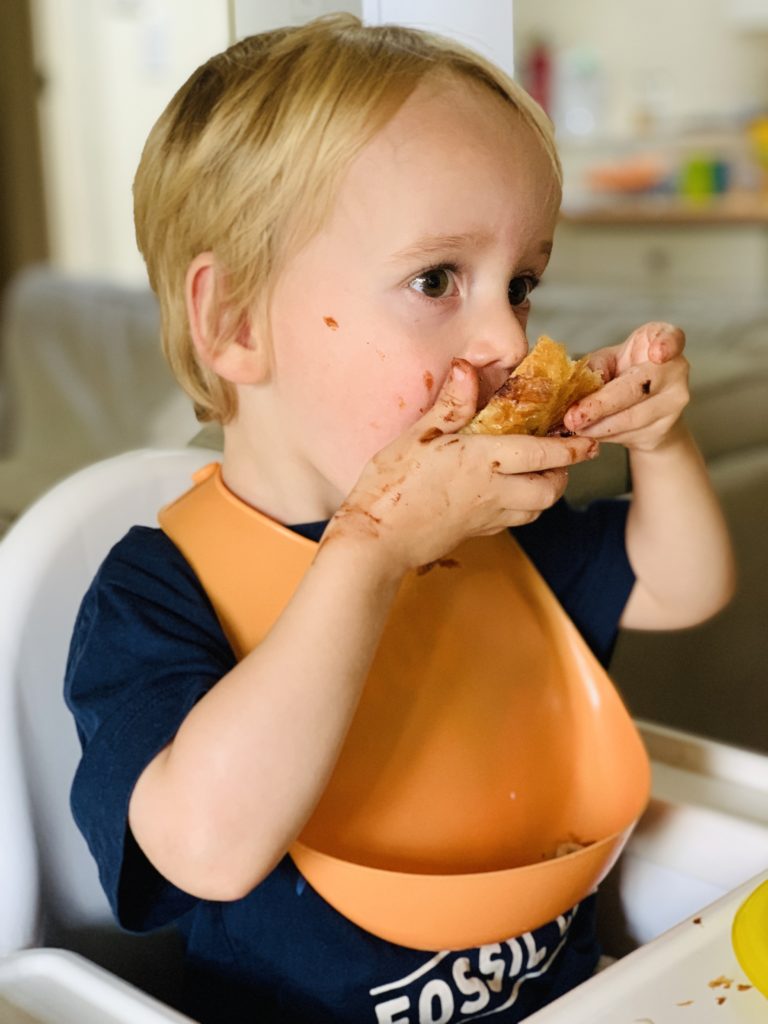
330, 77, 560, 248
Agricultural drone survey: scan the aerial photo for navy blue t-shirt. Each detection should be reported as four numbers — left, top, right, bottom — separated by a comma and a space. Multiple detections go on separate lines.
65, 498, 634, 1023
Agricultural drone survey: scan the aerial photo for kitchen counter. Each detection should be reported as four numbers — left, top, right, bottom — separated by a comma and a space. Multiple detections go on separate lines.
561, 191, 768, 226
546, 200, 768, 295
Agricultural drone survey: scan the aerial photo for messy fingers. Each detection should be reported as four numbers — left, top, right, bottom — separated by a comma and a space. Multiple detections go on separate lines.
565, 357, 687, 433
646, 322, 686, 365
621, 321, 686, 368
495, 466, 570, 512
474, 434, 600, 475
415, 358, 479, 439
585, 345, 619, 384
572, 395, 669, 440
566, 365, 655, 432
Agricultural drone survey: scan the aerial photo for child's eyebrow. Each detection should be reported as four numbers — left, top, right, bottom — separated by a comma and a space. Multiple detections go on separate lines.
388, 233, 553, 264
388, 231, 492, 264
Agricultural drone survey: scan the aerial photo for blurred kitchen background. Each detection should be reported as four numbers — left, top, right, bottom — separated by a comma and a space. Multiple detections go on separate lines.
1, 0, 768, 754
5, 0, 768, 290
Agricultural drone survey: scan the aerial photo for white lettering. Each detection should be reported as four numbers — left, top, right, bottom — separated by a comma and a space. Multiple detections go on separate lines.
375, 995, 411, 1024
418, 979, 454, 1024
372, 919, 571, 1021
506, 937, 523, 977
556, 907, 576, 937
452, 957, 491, 1014
522, 931, 547, 969
478, 943, 505, 993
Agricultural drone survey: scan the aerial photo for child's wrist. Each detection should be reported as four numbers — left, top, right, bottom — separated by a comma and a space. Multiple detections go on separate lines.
318, 511, 410, 586
628, 418, 691, 460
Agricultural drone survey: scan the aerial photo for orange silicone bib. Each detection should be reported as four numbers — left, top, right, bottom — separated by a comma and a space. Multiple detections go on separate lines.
160, 463, 650, 950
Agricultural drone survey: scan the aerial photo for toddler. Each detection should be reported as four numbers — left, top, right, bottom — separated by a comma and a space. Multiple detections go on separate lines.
66, 15, 734, 1023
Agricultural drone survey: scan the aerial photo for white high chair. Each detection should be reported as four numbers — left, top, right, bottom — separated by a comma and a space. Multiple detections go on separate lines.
0, 447, 219, 997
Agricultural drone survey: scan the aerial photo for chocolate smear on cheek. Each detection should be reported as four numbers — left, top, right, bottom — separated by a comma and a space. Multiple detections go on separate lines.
641, 379, 651, 395
323, 316, 339, 330
423, 371, 434, 391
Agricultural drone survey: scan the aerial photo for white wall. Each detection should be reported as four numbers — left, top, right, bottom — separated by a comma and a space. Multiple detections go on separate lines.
32, 0, 231, 284
514, 0, 768, 138
233, 0, 361, 35
233, 1, 514, 77
361, 0, 514, 77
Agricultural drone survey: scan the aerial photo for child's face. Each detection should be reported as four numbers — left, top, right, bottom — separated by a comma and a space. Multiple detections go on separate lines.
257, 76, 560, 518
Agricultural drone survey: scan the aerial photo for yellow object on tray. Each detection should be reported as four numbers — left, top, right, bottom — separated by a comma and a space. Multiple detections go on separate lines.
732, 878, 768, 998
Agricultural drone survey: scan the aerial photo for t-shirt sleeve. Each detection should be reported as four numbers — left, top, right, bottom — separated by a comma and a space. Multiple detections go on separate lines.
511, 497, 634, 665
64, 526, 236, 931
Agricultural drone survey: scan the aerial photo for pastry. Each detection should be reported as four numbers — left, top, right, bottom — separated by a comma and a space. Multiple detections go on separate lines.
461, 335, 603, 437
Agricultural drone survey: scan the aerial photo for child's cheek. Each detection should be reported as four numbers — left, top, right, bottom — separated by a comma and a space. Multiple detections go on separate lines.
377, 364, 440, 433
336, 371, 433, 479
385, 373, 434, 423
316, 362, 442, 497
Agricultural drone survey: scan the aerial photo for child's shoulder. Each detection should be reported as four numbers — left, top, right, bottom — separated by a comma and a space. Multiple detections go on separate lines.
100, 525, 195, 586
69, 525, 234, 682
88, 525, 214, 626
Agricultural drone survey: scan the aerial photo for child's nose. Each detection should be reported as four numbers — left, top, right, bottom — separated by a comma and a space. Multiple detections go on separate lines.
460, 306, 529, 376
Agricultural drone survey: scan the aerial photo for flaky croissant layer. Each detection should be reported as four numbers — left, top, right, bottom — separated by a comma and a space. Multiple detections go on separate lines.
461, 335, 604, 437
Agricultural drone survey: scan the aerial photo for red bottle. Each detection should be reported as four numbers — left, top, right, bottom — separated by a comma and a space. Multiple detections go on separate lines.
527, 39, 552, 115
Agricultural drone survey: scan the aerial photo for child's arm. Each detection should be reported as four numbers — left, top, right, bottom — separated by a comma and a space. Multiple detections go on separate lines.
563, 322, 736, 630
128, 360, 599, 901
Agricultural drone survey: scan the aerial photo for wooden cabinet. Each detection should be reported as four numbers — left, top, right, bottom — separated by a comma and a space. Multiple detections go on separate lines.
547, 195, 768, 300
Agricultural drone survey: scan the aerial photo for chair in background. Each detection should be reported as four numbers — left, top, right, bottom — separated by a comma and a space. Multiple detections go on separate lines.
0, 266, 198, 536
0, 447, 219, 1005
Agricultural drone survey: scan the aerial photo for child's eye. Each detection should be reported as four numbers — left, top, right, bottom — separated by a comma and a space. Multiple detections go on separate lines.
508, 275, 539, 307
409, 265, 458, 299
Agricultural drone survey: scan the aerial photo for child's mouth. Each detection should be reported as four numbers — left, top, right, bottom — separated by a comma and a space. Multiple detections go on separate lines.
475, 370, 512, 414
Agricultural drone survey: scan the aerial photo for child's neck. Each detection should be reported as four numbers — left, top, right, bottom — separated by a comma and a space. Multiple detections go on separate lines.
220, 424, 340, 526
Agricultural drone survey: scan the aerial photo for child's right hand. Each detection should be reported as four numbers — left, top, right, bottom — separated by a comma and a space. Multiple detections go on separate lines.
326, 358, 600, 574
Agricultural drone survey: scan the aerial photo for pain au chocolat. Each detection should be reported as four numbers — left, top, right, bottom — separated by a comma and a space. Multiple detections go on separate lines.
461, 335, 603, 437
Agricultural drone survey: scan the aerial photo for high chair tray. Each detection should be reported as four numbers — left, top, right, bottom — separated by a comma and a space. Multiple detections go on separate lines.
0, 949, 194, 1024
524, 873, 768, 1021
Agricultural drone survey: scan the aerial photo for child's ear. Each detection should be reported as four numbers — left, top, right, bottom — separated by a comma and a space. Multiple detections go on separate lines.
185, 252, 269, 385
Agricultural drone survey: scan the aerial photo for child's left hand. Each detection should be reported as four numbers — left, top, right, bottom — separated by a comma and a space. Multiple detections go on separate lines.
562, 321, 689, 453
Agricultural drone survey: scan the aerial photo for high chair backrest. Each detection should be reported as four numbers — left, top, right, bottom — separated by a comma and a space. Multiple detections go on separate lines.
0, 448, 219, 954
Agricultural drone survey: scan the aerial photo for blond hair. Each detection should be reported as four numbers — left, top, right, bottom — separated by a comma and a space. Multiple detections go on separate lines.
133, 14, 560, 423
